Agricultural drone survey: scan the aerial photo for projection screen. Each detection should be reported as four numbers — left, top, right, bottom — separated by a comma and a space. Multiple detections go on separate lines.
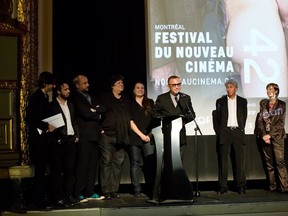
146, 0, 288, 135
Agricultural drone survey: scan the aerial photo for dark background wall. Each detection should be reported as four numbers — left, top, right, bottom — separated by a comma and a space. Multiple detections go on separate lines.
52, 0, 147, 96
52, 0, 152, 184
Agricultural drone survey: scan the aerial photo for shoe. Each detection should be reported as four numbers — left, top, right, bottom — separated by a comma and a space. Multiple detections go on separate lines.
78, 195, 88, 203
134, 191, 141, 198
217, 188, 227, 194
66, 196, 79, 206
268, 188, 278, 193
111, 192, 120, 198
237, 187, 246, 195
54, 199, 69, 208
87, 193, 105, 201
104, 193, 112, 200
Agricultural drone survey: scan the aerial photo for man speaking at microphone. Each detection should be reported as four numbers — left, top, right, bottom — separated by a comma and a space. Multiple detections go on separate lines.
153, 75, 196, 157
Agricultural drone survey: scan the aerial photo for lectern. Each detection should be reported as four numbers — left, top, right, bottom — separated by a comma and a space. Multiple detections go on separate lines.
148, 116, 194, 204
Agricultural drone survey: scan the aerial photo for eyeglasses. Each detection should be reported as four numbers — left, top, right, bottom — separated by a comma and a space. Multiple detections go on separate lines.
168, 83, 181, 87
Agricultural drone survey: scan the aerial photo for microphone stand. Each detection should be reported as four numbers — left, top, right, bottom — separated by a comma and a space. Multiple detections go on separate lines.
179, 93, 202, 198
192, 115, 202, 198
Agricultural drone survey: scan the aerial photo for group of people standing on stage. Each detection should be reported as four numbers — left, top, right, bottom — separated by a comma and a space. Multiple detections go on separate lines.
154, 76, 288, 197
26, 71, 288, 208
214, 80, 288, 196
26, 72, 159, 209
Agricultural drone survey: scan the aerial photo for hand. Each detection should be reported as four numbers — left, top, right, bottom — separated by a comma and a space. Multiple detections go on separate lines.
70, 136, 79, 143
263, 134, 271, 144
48, 124, 56, 132
184, 113, 194, 123
141, 135, 150, 142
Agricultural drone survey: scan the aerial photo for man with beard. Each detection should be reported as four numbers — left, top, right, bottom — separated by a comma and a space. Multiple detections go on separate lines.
71, 75, 106, 203
50, 80, 79, 207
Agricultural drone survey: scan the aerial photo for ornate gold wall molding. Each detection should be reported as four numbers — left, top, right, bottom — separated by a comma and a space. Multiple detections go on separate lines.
0, 80, 17, 89
0, 0, 38, 167
18, 0, 38, 165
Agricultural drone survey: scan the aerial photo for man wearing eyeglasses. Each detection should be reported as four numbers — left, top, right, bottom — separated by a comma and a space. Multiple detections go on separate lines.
153, 75, 196, 155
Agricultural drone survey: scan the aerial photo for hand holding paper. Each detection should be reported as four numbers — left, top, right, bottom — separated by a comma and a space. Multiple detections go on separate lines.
42, 113, 65, 128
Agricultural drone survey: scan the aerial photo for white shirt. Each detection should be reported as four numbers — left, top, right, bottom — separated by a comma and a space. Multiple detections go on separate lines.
56, 98, 75, 135
170, 93, 179, 107
227, 96, 238, 127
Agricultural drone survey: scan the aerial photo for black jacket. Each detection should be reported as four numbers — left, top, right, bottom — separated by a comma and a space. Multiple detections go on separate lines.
152, 92, 195, 123
215, 95, 247, 144
70, 90, 106, 141
50, 99, 79, 142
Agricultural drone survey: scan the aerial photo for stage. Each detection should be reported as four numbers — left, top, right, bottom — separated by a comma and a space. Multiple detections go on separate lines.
2, 187, 288, 216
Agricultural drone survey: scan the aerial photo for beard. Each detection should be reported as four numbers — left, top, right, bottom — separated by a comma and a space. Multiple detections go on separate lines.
60, 94, 69, 100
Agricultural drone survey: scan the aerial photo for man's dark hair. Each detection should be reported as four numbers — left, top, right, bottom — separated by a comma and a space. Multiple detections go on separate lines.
168, 75, 180, 84
55, 79, 68, 92
38, 71, 55, 88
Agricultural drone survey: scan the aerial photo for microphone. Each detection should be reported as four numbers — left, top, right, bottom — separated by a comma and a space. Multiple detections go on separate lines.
178, 93, 202, 135
178, 92, 196, 122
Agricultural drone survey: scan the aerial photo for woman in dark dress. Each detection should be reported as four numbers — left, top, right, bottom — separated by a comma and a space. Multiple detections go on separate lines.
128, 82, 156, 198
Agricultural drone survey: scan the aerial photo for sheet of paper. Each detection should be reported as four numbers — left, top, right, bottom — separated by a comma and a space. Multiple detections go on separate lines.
37, 128, 43, 135
42, 113, 65, 128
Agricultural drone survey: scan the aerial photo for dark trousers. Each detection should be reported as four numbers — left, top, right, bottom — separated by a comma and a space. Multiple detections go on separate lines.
74, 140, 99, 197
50, 136, 76, 202
29, 133, 53, 206
218, 128, 246, 189
262, 138, 288, 192
99, 133, 126, 194
128, 143, 155, 193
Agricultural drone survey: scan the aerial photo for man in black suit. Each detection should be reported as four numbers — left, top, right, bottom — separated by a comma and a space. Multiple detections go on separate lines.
26, 71, 56, 208
152, 75, 196, 155
71, 75, 106, 202
215, 79, 247, 195
50, 81, 79, 207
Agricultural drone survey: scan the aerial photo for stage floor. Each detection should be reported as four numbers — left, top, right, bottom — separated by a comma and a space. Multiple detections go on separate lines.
2, 188, 288, 216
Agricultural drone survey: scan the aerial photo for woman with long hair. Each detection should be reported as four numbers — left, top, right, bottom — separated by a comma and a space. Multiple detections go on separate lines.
128, 82, 156, 198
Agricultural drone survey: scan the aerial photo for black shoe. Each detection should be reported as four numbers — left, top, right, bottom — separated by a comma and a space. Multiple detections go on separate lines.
111, 192, 120, 198
66, 196, 79, 206
217, 188, 227, 194
104, 193, 112, 200
54, 199, 69, 208
237, 187, 246, 195
134, 191, 141, 198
